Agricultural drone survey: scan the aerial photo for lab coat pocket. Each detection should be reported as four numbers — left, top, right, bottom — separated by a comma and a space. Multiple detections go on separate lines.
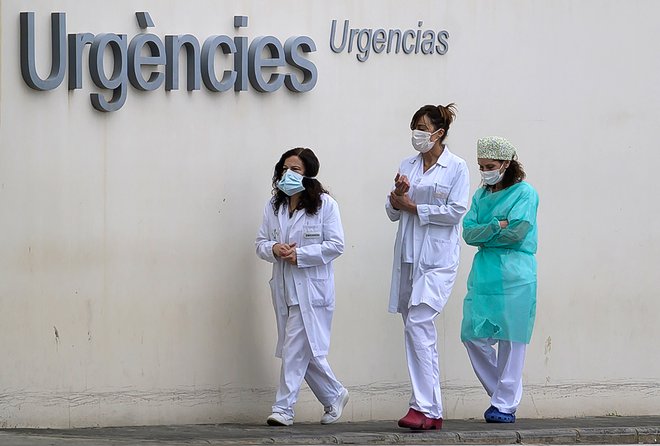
307, 263, 330, 280
301, 224, 323, 246
309, 278, 333, 307
419, 237, 450, 269
433, 184, 451, 204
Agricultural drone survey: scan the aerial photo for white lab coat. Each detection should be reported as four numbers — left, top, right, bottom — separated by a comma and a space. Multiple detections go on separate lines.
386, 148, 470, 314
256, 193, 344, 358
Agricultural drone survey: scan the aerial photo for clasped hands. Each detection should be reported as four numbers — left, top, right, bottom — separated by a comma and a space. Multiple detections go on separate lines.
389, 173, 416, 213
273, 242, 298, 265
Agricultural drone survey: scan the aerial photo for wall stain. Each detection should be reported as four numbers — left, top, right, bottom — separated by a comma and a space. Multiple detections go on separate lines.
544, 336, 552, 367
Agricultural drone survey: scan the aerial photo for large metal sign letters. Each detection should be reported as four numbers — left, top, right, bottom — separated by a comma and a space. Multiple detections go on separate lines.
20, 12, 318, 112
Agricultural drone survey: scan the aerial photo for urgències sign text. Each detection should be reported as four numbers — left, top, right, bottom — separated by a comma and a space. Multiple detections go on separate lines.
20, 12, 317, 112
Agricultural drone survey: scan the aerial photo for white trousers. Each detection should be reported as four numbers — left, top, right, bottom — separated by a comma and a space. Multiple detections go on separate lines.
399, 264, 443, 419
273, 305, 343, 418
463, 338, 527, 414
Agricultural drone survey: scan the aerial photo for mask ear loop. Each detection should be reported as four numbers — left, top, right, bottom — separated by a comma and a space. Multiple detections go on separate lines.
431, 127, 446, 145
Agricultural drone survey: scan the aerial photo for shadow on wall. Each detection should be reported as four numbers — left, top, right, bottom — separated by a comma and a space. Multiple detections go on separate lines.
227, 230, 276, 399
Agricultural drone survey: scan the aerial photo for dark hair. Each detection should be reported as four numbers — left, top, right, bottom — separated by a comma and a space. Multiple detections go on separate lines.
410, 103, 457, 143
488, 159, 526, 190
271, 147, 329, 215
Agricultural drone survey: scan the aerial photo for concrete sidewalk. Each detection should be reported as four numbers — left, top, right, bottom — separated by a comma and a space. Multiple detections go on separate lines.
1, 416, 659, 445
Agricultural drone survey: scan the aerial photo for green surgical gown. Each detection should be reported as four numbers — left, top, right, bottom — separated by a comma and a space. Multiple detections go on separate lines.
461, 181, 539, 344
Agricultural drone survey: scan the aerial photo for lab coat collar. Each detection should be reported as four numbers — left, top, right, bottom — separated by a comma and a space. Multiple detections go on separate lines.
277, 199, 305, 238
276, 204, 288, 241
290, 206, 305, 227
438, 146, 452, 167
410, 145, 452, 167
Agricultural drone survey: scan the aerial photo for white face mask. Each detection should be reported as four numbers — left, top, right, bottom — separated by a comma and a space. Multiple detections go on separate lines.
411, 129, 441, 153
480, 165, 506, 186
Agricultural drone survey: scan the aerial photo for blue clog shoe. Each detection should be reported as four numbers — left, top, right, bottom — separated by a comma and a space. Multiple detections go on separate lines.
484, 406, 516, 423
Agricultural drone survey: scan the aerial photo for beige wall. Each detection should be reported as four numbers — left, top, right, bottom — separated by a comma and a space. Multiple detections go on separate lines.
1, 0, 658, 428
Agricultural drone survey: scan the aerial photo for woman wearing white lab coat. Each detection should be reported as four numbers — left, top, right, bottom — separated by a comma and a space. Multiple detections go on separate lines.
256, 147, 349, 427
386, 104, 470, 430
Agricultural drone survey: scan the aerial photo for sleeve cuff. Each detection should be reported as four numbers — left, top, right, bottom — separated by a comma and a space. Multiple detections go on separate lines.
295, 247, 315, 268
266, 241, 278, 262
417, 204, 430, 225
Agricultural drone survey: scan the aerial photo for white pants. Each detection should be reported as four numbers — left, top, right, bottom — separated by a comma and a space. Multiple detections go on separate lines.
399, 264, 443, 419
463, 338, 527, 414
273, 305, 343, 418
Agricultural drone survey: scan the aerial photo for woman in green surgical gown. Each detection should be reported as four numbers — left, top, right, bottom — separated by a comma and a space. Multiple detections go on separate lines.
461, 136, 539, 424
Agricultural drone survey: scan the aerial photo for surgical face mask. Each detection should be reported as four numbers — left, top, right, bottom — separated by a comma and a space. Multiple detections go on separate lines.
411, 129, 442, 153
480, 165, 506, 186
277, 169, 306, 196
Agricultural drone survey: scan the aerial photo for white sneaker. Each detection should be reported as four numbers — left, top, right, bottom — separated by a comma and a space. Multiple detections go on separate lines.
266, 412, 293, 426
321, 388, 349, 424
